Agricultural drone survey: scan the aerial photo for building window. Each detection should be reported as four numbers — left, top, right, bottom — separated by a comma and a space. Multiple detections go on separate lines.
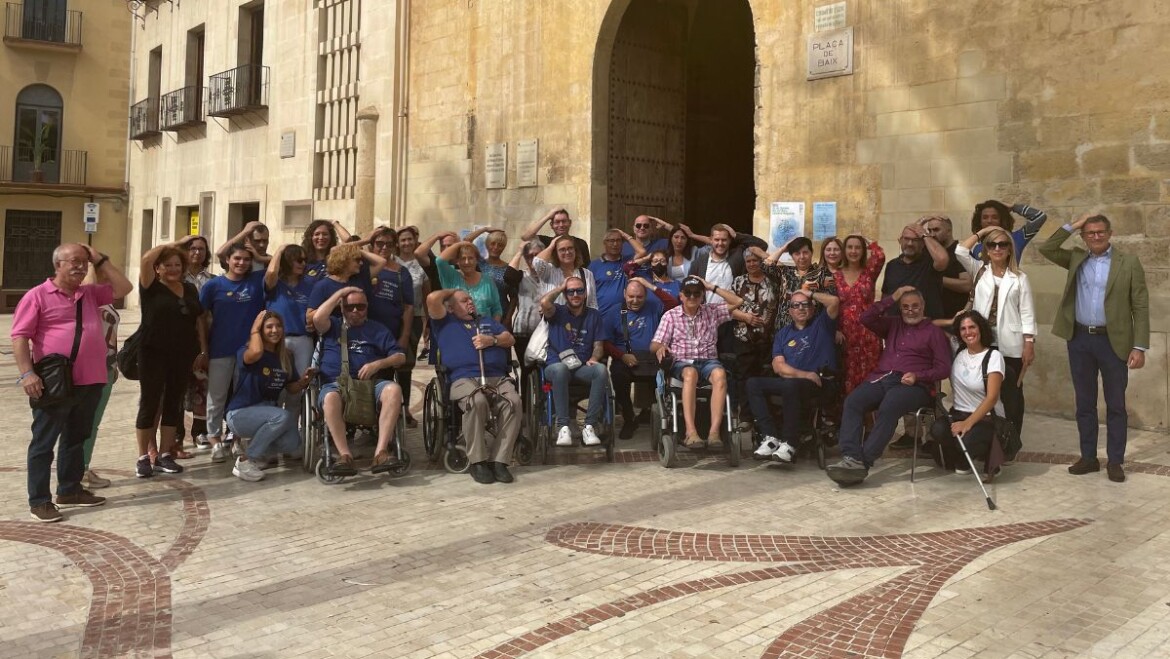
3, 209, 61, 290
13, 84, 63, 183
19, 0, 66, 42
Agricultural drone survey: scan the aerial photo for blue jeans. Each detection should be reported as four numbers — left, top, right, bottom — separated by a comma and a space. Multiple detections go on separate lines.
545, 362, 607, 428
227, 404, 302, 461
670, 359, 724, 383
837, 374, 931, 467
28, 384, 103, 507
1068, 330, 1129, 463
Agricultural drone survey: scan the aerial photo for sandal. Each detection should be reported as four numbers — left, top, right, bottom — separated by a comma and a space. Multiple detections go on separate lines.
173, 449, 195, 460
683, 433, 704, 449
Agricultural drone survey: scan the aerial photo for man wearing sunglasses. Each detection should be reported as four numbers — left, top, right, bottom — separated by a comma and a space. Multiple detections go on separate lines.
880, 223, 950, 320
1040, 212, 1149, 483
621, 215, 670, 260
649, 276, 745, 449
749, 288, 840, 463
540, 276, 607, 447
312, 286, 406, 476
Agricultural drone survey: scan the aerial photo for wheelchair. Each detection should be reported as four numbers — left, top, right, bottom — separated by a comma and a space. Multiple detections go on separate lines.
422, 360, 532, 473
299, 339, 411, 484
744, 370, 841, 470
523, 358, 616, 464
651, 364, 740, 468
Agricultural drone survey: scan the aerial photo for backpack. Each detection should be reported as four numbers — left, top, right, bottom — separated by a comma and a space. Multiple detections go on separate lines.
116, 328, 142, 381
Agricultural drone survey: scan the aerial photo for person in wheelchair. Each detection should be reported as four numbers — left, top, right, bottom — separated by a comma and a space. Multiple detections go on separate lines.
602, 281, 663, 439
427, 288, 522, 485
311, 286, 406, 476
748, 288, 840, 463
540, 276, 606, 447
649, 275, 745, 449
826, 286, 951, 486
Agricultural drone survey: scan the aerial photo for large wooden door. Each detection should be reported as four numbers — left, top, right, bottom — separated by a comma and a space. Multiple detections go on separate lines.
606, 1, 688, 229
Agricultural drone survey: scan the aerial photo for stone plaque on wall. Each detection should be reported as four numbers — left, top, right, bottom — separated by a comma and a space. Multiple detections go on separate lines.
814, 2, 846, 31
516, 139, 538, 187
280, 131, 296, 158
485, 143, 507, 189
807, 27, 853, 80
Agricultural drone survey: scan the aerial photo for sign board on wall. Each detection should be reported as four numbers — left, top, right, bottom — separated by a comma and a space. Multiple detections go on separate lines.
812, 202, 837, 240
516, 139, 538, 187
83, 202, 99, 234
808, 27, 854, 80
769, 202, 805, 251
485, 143, 507, 189
280, 131, 296, 158
189, 209, 200, 235
814, 2, 846, 31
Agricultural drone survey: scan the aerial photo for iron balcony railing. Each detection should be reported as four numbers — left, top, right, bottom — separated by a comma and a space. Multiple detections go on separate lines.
130, 97, 160, 140
0, 145, 88, 186
4, 3, 82, 47
160, 86, 205, 130
208, 64, 269, 117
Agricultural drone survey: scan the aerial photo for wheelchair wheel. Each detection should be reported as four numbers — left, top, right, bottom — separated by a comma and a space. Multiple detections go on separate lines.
443, 446, 471, 474
513, 436, 534, 466
650, 402, 664, 454
655, 404, 678, 468
725, 424, 740, 467
315, 457, 346, 484
422, 379, 442, 461
301, 384, 321, 474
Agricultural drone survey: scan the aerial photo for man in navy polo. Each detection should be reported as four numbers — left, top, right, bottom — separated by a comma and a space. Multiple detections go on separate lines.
603, 281, 662, 438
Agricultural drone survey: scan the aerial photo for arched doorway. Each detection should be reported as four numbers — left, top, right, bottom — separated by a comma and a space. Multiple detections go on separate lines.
598, 0, 756, 235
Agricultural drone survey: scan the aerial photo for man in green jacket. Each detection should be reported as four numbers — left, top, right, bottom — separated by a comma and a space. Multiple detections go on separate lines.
1039, 213, 1149, 483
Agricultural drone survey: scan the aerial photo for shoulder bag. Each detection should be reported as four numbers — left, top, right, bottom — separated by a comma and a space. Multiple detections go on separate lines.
620, 306, 660, 379
978, 348, 1021, 461
337, 323, 379, 426
31, 299, 83, 409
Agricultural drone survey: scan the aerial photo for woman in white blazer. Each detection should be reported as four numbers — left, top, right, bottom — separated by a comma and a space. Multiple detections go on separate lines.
954, 226, 1035, 435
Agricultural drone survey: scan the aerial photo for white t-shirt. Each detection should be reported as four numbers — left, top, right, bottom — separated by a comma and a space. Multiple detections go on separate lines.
951, 348, 1005, 416
705, 257, 733, 304
396, 257, 427, 317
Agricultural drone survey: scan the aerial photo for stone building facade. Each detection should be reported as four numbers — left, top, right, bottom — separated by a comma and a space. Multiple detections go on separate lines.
127, 0, 1168, 430
0, 0, 131, 311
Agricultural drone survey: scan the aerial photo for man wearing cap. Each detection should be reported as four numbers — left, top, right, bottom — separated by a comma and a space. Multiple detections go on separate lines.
748, 288, 840, 463
649, 275, 745, 448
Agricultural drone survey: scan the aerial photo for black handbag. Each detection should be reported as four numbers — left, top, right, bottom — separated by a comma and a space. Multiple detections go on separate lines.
619, 307, 661, 379
116, 327, 142, 381
30, 299, 83, 409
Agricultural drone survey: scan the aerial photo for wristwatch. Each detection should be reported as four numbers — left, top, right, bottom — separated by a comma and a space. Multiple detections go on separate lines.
95, 254, 109, 269
491, 335, 499, 346
1024, 337, 1035, 343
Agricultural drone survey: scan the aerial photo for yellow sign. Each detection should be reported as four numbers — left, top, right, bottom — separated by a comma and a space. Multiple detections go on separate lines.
189, 209, 200, 235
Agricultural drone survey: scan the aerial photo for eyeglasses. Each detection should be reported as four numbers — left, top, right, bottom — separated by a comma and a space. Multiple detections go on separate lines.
985, 240, 1012, 251
683, 290, 704, 298
790, 301, 812, 309
372, 241, 393, 249
1083, 230, 1109, 238
900, 304, 922, 311
565, 288, 586, 296
343, 304, 368, 312
58, 258, 89, 267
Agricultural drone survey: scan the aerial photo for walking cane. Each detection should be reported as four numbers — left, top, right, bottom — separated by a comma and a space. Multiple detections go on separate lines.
955, 430, 997, 511
471, 312, 498, 435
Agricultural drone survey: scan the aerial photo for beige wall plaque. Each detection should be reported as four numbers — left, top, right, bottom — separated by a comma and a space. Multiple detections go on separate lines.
485, 142, 507, 189
808, 27, 853, 80
814, 2, 847, 32
516, 139, 538, 187
280, 131, 296, 159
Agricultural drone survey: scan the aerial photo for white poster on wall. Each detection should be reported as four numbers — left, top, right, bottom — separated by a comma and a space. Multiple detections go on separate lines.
769, 202, 806, 252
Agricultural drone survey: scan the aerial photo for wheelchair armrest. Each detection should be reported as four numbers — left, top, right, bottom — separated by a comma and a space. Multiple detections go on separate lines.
435, 364, 450, 376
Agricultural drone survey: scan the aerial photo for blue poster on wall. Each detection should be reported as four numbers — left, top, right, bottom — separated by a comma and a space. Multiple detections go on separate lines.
812, 202, 837, 241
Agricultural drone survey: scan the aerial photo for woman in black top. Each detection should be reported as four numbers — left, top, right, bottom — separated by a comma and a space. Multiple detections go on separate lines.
135, 238, 207, 479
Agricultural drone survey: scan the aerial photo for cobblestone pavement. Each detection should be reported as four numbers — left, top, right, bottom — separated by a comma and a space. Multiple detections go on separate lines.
2, 311, 1169, 658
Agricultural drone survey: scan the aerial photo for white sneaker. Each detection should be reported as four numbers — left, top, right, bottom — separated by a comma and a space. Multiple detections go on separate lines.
769, 441, 796, 464
210, 442, 227, 463
232, 457, 265, 482
194, 434, 211, 450
556, 426, 573, 446
582, 425, 602, 446
754, 436, 781, 459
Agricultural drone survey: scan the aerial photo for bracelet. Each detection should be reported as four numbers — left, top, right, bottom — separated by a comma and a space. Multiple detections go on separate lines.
712, 285, 719, 294
17, 370, 33, 383
95, 255, 109, 269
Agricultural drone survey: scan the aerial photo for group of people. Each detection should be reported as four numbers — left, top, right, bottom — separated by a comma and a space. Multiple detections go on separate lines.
11, 202, 1149, 521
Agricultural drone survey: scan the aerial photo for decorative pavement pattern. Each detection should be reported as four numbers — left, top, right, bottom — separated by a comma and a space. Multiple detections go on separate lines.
2, 310, 1170, 658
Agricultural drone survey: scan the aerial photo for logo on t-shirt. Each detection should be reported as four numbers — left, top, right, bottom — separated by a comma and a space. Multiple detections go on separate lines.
308, 269, 318, 277
262, 367, 271, 376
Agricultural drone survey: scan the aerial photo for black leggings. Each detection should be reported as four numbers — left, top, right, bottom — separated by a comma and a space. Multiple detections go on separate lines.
136, 347, 193, 430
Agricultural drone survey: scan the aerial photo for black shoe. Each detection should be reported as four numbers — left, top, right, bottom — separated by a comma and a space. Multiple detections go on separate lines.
1106, 462, 1126, 482
470, 462, 496, 484
619, 419, 638, 440
135, 456, 154, 479
491, 462, 514, 483
156, 453, 184, 474
1068, 457, 1101, 475
890, 433, 916, 450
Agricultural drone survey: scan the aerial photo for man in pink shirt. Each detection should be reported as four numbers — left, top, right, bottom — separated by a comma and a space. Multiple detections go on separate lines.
11, 243, 133, 522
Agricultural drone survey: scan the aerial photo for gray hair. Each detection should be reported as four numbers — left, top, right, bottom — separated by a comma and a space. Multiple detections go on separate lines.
51, 243, 83, 266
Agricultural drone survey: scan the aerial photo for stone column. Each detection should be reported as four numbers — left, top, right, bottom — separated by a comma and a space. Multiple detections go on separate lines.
355, 106, 380, 235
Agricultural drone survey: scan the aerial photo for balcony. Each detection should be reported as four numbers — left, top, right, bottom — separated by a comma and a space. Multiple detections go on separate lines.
3, 3, 82, 50
0, 145, 87, 186
130, 97, 160, 140
208, 64, 269, 118
160, 86, 205, 131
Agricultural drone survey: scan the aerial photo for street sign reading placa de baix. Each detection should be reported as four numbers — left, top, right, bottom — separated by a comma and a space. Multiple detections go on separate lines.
807, 27, 853, 80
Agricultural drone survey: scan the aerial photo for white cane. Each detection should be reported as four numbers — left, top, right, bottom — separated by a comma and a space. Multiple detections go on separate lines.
955, 430, 996, 511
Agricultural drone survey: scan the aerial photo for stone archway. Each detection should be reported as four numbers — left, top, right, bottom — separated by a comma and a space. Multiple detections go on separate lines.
593, 0, 756, 235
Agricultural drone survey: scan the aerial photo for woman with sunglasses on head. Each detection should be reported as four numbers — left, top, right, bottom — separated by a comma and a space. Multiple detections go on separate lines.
173, 235, 214, 455
954, 225, 1035, 437
136, 239, 208, 478
199, 243, 268, 463
834, 234, 886, 395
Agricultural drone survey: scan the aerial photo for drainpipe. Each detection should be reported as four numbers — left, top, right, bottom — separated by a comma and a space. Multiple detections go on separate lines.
354, 106, 379, 235
390, 0, 410, 226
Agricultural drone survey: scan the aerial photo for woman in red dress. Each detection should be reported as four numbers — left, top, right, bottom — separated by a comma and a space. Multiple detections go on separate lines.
834, 235, 886, 395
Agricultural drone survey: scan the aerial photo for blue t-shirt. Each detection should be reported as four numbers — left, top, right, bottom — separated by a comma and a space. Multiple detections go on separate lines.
368, 267, 415, 338
432, 313, 509, 381
656, 279, 681, 302
227, 348, 298, 412
772, 310, 838, 372
307, 263, 373, 315
319, 317, 402, 385
621, 238, 668, 261
589, 257, 629, 317
545, 304, 602, 366
199, 271, 267, 359
266, 278, 314, 336
304, 260, 329, 284
602, 305, 660, 352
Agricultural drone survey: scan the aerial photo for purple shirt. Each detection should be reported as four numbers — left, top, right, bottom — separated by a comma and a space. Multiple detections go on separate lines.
11, 279, 115, 386
860, 296, 952, 385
